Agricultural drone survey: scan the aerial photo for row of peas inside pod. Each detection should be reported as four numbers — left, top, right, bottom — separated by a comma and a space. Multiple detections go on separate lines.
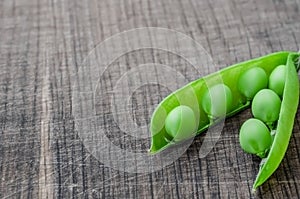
164, 65, 287, 145
163, 64, 286, 152
239, 65, 286, 158
165, 83, 233, 142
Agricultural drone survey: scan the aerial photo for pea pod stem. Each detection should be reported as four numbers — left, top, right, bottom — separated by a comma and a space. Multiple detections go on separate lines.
266, 122, 276, 131
297, 57, 300, 71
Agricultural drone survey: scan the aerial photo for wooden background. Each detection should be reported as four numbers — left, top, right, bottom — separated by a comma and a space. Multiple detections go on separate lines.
0, 0, 300, 198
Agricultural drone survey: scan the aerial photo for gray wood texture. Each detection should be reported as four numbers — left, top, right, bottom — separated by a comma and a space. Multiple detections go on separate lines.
0, 0, 300, 198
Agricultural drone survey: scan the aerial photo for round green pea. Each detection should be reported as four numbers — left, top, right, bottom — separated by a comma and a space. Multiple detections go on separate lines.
201, 84, 233, 118
252, 89, 281, 124
238, 67, 268, 99
268, 65, 286, 97
239, 118, 272, 158
165, 105, 197, 141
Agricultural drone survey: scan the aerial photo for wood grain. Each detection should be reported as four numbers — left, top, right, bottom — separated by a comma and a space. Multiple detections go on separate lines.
0, 0, 300, 198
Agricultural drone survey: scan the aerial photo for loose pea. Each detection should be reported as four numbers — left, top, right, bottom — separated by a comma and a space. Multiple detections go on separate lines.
268, 65, 286, 97
252, 89, 281, 124
239, 118, 272, 158
165, 105, 197, 141
238, 67, 268, 99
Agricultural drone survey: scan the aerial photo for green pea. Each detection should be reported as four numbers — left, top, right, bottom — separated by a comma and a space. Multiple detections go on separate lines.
252, 89, 281, 124
239, 118, 272, 158
201, 84, 233, 118
268, 65, 286, 97
238, 67, 268, 99
165, 105, 197, 141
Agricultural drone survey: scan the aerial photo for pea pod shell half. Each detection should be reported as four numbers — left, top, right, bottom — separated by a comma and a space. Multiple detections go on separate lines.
253, 52, 300, 190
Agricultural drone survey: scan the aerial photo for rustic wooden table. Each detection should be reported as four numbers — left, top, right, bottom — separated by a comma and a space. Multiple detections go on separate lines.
1, 0, 300, 198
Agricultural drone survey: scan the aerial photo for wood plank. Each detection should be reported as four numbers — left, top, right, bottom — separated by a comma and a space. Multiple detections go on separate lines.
0, 0, 299, 198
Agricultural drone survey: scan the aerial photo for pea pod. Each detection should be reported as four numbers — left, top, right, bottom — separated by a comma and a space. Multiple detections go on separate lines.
150, 51, 293, 153
252, 52, 299, 189
149, 51, 300, 188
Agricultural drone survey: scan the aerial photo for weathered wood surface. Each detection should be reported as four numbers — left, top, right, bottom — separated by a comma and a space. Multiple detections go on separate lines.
0, 0, 300, 198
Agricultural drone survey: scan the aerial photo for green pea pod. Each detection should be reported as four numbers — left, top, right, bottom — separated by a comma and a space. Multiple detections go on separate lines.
149, 51, 300, 188
150, 51, 294, 153
252, 52, 300, 190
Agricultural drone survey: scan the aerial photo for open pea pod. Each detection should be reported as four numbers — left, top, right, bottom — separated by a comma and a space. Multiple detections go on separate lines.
149, 51, 300, 188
